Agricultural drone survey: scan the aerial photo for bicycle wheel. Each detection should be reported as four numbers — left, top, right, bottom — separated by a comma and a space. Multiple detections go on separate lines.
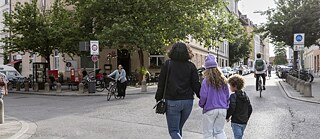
113, 87, 120, 99
258, 79, 262, 98
96, 80, 105, 92
106, 90, 112, 101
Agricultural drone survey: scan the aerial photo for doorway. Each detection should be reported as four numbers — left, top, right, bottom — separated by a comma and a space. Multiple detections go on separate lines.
117, 49, 131, 75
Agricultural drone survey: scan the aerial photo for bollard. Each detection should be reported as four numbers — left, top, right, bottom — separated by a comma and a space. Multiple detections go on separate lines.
141, 80, 147, 92
56, 83, 62, 93
16, 83, 20, 91
45, 82, 50, 92
7, 82, 12, 91
297, 80, 304, 93
24, 82, 29, 92
78, 83, 84, 93
303, 82, 312, 97
293, 78, 298, 90
0, 99, 4, 124
289, 75, 293, 86
287, 75, 291, 86
33, 83, 39, 92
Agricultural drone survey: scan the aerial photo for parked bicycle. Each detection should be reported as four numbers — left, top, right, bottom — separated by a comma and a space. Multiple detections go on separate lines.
289, 69, 314, 82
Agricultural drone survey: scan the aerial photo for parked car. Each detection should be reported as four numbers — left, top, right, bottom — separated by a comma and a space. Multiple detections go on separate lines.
276, 65, 292, 78
221, 68, 229, 78
224, 67, 236, 76
0, 65, 25, 83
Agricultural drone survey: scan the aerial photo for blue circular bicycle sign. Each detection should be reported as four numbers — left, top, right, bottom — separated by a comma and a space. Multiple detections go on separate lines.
296, 35, 303, 42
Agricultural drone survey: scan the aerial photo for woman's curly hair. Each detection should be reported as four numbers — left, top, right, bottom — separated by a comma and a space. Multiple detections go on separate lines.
168, 42, 193, 61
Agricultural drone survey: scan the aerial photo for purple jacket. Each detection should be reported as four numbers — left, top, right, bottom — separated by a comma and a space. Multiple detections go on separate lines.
199, 78, 230, 114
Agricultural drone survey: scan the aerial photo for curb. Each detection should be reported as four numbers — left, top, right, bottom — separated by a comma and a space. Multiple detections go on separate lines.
278, 81, 320, 104
7, 116, 37, 139
8, 87, 157, 97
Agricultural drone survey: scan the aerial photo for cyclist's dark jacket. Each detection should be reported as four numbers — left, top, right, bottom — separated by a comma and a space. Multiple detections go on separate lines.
226, 90, 252, 124
155, 60, 200, 101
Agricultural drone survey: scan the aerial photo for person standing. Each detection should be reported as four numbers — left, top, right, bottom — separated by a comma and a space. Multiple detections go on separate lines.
199, 54, 230, 139
0, 72, 8, 98
108, 65, 127, 99
82, 68, 88, 78
226, 74, 252, 139
267, 64, 272, 77
155, 42, 201, 139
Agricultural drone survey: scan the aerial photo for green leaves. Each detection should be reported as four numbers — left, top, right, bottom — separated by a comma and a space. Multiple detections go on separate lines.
2, 0, 80, 68
273, 42, 287, 65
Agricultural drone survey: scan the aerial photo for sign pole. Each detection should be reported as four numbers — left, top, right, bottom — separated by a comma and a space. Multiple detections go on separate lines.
94, 61, 96, 80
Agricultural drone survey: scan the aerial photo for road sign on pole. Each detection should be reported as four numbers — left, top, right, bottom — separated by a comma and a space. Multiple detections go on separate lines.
91, 55, 98, 62
294, 33, 305, 45
90, 40, 99, 55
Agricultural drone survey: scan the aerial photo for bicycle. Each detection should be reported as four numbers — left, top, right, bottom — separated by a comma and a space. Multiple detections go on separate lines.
257, 76, 263, 98
105, 77, 120, 101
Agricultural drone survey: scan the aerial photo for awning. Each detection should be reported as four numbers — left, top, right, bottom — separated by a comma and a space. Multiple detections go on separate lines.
6, 60, 22, 65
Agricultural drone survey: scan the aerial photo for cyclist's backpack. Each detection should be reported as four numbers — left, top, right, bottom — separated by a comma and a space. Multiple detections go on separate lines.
255, 60, 265, 71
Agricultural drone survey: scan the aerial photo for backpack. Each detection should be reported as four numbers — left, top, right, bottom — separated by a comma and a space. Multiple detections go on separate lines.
255, 60, 265, 71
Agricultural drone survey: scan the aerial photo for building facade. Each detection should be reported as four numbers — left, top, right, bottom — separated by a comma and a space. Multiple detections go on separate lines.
303, 45, 320, 75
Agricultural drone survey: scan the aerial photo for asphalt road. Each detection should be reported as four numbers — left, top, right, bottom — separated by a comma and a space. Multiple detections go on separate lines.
4, 73, 320, 139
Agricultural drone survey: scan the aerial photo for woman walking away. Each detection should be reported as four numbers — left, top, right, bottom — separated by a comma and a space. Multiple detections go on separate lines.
199, 54, 230, 139
155, 42, 201, 139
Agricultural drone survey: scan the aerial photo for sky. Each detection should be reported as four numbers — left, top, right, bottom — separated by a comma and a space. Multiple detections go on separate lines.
238, 0, 277, 57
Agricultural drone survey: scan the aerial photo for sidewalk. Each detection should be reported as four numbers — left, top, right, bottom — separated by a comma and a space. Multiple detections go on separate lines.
278, 76, 320, 104
8, 85, 158, 96
2, 85, 157, 139
0, 116, 37, 139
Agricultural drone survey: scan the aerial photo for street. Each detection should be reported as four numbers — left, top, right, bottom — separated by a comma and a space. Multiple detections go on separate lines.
4, 74, 320, 139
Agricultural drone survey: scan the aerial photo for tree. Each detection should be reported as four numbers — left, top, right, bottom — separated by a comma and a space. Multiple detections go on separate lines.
273, 43, 287, 65
2, 0, 80, 69
229, 29, 253, 66
68, 0, 242, 67
258, 0, 320, 69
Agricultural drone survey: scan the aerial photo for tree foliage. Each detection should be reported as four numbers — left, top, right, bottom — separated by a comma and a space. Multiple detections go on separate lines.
2, 0, 80, 68
273, 42, 287, 65
68, 0, 243, 66
258, 0, 320, 68
229, 29, 252, 66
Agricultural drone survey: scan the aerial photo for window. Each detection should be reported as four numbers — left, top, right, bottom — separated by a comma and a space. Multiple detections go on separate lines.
81, 56, 94, 68
5, 0, 8, 5
54, 49, 59, 70
149, 55, 164, 69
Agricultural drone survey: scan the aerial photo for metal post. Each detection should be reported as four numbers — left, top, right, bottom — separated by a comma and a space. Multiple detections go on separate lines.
0, 98, 4, 124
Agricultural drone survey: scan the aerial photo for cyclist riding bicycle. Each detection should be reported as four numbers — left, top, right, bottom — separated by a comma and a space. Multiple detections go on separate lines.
253, 53, 267, 91
267, 64, 272, 77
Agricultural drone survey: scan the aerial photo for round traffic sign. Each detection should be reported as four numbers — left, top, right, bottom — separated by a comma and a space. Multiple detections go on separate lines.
91, 55, 98, 62
92, 44, 98, 51
66, 62, 72, 67
296, 35, 303, 42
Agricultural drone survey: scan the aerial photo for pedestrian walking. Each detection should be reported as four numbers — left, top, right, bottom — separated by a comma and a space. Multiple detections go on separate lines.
226, 74, 252, 139
108, 65, 127, 99
155, 42, 201, 139
82, 68, 88, 78
0, 72, 8, 98
199, 54, 230, 139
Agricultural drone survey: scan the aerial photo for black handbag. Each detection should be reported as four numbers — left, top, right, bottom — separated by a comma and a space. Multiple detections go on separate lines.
153, 61, 170, 114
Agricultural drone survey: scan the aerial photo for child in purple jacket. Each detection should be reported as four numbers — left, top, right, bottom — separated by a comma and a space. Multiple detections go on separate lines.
199, 54, 230, 139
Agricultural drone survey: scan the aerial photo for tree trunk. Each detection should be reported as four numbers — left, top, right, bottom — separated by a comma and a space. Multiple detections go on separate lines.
138, 48, 144, 67
45, 55, 51, 70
